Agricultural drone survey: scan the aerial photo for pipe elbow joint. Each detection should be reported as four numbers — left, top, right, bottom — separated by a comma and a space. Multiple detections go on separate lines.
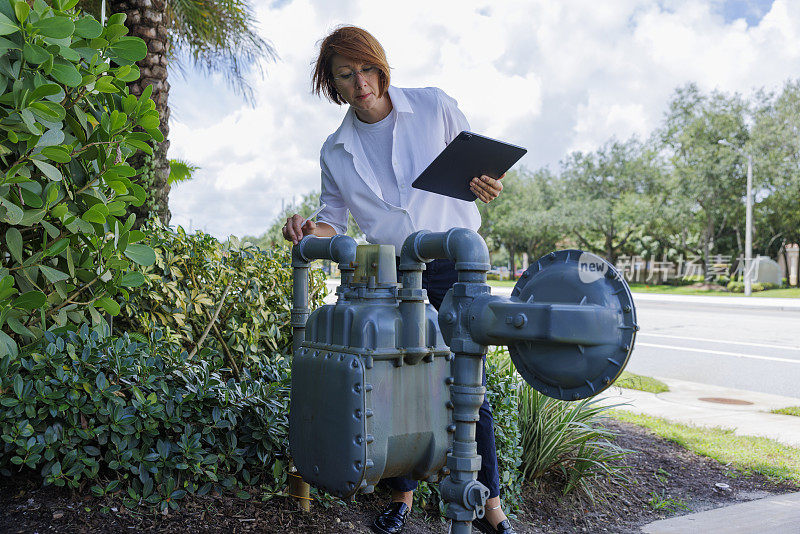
293, 234, 357, 268
443, 228, 490, 270
399, 230, 431, 269
328, 234, 357, 268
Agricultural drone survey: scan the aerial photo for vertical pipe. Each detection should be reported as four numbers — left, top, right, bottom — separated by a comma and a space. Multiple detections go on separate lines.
289, 235, 356, 512
400, 229, 491, 534
291, 265, 309, 355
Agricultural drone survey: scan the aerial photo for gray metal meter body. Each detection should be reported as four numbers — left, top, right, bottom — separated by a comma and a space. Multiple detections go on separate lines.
291, 245, 452, 496
289, 230, 637, 534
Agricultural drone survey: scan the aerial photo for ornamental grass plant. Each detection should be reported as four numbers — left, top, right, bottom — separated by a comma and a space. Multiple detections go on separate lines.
518, 383, 631, 501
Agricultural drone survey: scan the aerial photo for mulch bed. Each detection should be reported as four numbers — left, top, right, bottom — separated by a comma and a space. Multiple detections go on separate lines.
1, 420, 797, 534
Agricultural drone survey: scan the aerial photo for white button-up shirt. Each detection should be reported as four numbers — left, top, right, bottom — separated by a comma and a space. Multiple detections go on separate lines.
317, 85, 481, 254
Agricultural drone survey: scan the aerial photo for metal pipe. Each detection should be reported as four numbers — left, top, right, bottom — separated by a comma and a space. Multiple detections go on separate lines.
291, 235, 358, 352
289, 234, 357, 512
398, 228, 491, 534
398, 234, 428, 356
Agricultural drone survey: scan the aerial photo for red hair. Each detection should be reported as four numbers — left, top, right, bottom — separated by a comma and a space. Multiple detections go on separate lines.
312, 26, 391, 105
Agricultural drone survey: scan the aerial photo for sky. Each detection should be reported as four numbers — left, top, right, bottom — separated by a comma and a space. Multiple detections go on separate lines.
165, 0, 798, 239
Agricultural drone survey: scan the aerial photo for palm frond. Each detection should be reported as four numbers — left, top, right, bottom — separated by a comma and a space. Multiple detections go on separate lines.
165, 0, 277, 106
168, 158, 200, 185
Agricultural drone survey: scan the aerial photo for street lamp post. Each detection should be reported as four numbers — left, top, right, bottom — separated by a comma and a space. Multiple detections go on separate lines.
719, 139, 753, 297
744, 153, 753, 297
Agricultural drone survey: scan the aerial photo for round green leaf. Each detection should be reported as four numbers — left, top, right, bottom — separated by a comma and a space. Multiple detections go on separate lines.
20, 188, 43, 208
0, 12, 19, 36
12, 291, 46, 310
120, 272, 145, 287
14, 1, 30, 24
40, 146, 71, 163
0, 197, 24, 224
39, 265, 69, 283
35, 128, 65, 148
5, 227, 23, 263
123, 244, 155, 266
32, 16, 74, 39
23, 41, 49, 64
115, 64, 140, 83
95, 296, 120, 315
81, 210, 105, 225
45, 238, 69, 257
28, 83, 62, 102
32, 159, 63, 181
94, 76, 117, 93
74, 16, 102, 39
50, 59, 81, 87
29, 101, 66, 122
108, 36, 146, 62
57, 44, 80, 63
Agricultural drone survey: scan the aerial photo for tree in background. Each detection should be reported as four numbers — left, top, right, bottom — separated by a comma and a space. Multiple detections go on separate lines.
246, 191, 364, 249
751, 81, 800, 284
479, 170, 563, 274
77, 0, 275, 226
558, 138, 666, 265
659, 84, 750, 279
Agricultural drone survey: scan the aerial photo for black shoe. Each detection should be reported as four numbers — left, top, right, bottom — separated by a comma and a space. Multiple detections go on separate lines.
473, 515, 517, 534
371, 502, 410, 534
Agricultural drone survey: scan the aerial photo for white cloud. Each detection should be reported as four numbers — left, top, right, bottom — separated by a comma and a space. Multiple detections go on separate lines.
166, 0, 800, 239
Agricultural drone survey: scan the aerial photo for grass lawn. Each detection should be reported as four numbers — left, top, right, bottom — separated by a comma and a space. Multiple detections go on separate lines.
771, 406, 800, 417
626, 283, 800, 298
615, 371, 669, 393
610, 411, 800, 484
486, 279, 800, 298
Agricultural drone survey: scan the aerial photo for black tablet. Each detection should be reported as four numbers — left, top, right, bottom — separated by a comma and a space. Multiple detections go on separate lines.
411, 131, 527, 201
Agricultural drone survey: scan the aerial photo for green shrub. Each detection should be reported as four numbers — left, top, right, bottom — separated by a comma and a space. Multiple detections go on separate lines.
727, 280, 744, 292
117, 220, 327, 374
727, 281, 778, 293
0, 0, 159, 357
0, 327, 292, 512
485, 347, 523, 510
518, 384, 630, 501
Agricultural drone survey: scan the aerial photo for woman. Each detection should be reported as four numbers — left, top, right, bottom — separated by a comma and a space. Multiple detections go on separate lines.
282, 26, 514, 534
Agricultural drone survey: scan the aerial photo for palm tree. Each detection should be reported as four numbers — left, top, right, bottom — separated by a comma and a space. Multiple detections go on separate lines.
78, 0, 275, 226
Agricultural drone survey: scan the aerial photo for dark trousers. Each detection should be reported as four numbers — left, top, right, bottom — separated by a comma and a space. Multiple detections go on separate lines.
386, 259, 501, 498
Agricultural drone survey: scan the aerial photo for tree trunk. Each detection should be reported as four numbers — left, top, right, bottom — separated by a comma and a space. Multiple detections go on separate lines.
109, 0, 171, 227
702, 216, 712, 281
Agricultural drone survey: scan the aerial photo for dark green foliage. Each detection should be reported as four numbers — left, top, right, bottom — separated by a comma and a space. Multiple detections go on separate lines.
0, 327, 291, 512
0, 0, 159, 357
117, 219, 327, 373
485, 348, 523, 510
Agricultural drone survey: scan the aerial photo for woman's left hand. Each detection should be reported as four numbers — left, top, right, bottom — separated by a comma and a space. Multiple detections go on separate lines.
470, 174, 504, 203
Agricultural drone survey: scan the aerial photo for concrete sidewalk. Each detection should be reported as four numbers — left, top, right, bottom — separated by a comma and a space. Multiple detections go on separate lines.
601, 378, 800, 533
641, 491, 800, 533
598, 377, 800, 447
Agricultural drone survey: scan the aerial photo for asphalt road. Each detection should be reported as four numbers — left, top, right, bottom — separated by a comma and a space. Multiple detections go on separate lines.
627, 300, 800, 401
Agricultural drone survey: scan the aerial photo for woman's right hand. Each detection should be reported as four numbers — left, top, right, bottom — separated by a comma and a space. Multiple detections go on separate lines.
282, 214, 316, 245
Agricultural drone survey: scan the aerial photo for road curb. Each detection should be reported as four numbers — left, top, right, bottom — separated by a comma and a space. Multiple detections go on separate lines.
630, 293, 800, 312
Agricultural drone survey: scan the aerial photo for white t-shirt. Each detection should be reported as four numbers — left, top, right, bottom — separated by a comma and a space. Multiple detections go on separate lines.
317, 85, 480, 253
353, 107, 400, 207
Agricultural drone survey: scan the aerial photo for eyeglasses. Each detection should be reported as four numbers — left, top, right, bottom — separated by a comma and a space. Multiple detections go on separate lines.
333, 65, 379, 85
